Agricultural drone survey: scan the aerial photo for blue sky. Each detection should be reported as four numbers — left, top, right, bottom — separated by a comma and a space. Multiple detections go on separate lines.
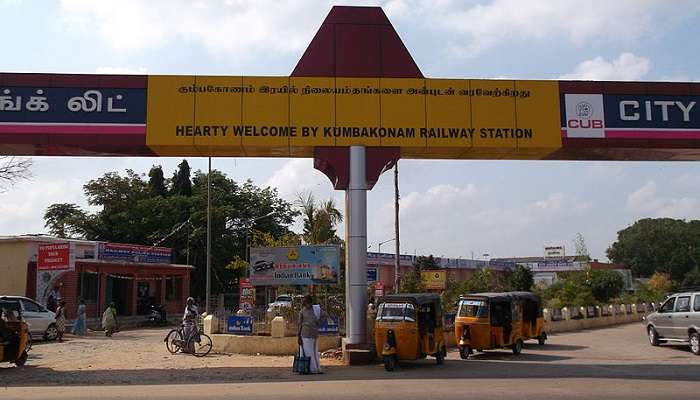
2, 0, 700, 261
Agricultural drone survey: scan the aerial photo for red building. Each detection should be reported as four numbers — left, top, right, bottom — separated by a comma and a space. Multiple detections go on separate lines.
0, 235, 193, 320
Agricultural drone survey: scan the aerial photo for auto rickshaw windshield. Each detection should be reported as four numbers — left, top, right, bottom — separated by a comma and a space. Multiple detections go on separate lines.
377, 302, 417, 322
458, 299, 488, 318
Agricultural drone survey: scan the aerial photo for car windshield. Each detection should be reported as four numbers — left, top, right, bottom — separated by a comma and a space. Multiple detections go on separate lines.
275, 296, 292, 302
377, 302, 416, 321
458, 299, 489, 318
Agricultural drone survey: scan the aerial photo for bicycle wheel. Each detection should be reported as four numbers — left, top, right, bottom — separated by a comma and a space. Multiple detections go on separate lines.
187, 332, 213, 357
165, 329, 183, 354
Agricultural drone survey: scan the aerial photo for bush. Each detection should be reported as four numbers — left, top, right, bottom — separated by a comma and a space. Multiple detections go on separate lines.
510, 265, 534, 291
682, 268, 700, 288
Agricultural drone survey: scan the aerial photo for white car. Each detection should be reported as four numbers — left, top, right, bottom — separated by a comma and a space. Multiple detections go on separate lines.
267, 295, 293, 312
1, 295, 58, 340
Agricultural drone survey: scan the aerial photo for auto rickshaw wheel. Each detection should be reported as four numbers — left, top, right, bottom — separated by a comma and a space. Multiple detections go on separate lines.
512, 339, 523, 355
459, 346, 471, 360
383, 355, 396, 371
436, 347, 445, 365
538, 332, 547, 346
15, 351, 28, 367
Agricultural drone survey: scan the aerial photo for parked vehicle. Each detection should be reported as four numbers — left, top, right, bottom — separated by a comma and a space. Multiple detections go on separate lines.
0, 298, 30, 367
266, 294, 293, 312
645, 289, 700, 355
148, 304, 168, 326
374, 293, 446, 371
0, 296, 57, 341
455, 292, 546, 359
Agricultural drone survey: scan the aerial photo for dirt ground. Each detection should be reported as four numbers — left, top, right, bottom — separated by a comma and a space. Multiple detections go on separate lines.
1, 328, 343, 386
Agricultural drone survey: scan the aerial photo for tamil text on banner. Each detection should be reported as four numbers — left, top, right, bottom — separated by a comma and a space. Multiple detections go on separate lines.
421, 270, 446, 290
97, 243, 172, 264
249, 245, 340, 286
227, 315, 253, 335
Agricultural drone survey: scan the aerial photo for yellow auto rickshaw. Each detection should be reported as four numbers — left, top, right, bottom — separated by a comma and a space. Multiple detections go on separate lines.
455, 292, 546, 359
0, 298, 30, 367
374, 294, 446, 371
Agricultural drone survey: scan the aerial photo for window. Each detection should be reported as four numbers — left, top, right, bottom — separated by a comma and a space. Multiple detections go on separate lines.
660, 297, 676, 313
676, 296, 691, 312
79, 272, 98, 303
458, 299, 489, 318
376, 303, 415, 321
694, 295, 700, 312
166, 276, 182, 301
21, 299, 42, 313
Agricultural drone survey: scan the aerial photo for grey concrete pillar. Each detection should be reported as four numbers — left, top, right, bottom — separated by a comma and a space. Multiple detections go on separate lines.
345, 146, 368, 344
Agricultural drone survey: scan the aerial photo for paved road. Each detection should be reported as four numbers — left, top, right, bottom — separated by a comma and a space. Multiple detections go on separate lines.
2, 323, 699, 399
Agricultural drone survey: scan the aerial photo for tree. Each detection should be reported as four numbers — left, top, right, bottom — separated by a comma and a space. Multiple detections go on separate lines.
43, 203, 88, 238
148, 165, 167, 197
589, 269, 624, 302
648, 272, 674, 293
415, 255, 439, 270
682, 268, 700, 288
171, 159, 192, 196
0, 156, 32, 191
297, 192, 343, 244
607, 218, 700, 281
573, 232, 591, 261
510, 265, 534, 291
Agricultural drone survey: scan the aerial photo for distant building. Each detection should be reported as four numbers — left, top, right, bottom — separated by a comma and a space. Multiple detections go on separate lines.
0, 235, 193, 319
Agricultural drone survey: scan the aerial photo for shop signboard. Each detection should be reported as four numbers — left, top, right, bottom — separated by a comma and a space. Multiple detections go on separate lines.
375, 282, 385, 298
37, 242, 73, 271
319, 316, 340, 335
421, 270, 446, 290
227, 315, 253, 335
98, 243, 172, 264
239, 279, 255, 313
249, 245, 340, 286
367, 252, 414, 266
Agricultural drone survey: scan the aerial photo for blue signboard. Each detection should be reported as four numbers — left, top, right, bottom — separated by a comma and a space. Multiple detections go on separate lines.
318, 316, 340, 335
97, 243, 171, 264
367, 267, 378, 283
227, 315, 253, 335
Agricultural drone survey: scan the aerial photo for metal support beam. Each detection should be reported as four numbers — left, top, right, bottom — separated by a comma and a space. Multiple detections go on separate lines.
346, 146, 368, 344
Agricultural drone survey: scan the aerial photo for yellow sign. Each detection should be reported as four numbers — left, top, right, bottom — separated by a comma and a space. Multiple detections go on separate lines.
421, 270, 447, 290
146, 76, 562, 159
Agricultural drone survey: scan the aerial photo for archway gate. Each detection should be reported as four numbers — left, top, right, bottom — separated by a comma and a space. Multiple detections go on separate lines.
1, 6, 699, 347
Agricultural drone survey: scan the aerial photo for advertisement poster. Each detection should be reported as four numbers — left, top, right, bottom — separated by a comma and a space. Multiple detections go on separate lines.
249, 245, 340, 286
98, 243, 172, 264
37, 242, 73, 270
239, 279, 255, 313
367, 267, 378, 283
421, 270, 446, 290
227, 315, 253, 335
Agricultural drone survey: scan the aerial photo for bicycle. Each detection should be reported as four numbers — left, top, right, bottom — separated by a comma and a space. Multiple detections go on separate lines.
164, 322, 212, 357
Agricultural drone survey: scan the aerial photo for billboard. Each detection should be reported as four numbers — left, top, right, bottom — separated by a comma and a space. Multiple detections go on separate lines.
544, 246, 565, 258
37, 242, 73, 271
249, 245, 340, 286
239, 279, 255, 313
97, 243, 172, 264
421, 270, 446, 290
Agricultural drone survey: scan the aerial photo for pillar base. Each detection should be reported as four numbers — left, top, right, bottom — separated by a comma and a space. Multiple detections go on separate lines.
341, 338, 376, 365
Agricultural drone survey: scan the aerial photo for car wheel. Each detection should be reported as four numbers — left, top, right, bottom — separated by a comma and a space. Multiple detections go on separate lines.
690, 332, 700, 355
538, 332, 547, 346
512, 339, 523, 355
647, 326, 659, 347
44, 324, 58, 341
459, 346, 471, 360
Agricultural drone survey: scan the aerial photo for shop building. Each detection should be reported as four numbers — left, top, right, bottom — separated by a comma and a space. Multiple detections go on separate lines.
0, 235, 193, 320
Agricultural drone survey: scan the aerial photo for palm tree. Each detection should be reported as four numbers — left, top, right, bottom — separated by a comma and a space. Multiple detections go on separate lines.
296, 192, 343, 244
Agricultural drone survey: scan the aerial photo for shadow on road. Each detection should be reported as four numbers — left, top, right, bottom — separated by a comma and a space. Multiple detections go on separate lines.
2, 358, 698, 387
522, 343, 588, 352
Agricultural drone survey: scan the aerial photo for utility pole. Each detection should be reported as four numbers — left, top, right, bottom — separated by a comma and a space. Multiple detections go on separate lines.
206, 157, 212, 314
394, 161, 400, 293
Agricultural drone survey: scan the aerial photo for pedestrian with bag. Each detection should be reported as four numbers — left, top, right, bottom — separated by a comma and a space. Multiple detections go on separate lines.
297, 295, 326, 374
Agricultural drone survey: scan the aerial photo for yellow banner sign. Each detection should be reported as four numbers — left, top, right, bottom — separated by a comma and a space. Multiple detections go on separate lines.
146, 76, 561, 158
421, 270, 447, 290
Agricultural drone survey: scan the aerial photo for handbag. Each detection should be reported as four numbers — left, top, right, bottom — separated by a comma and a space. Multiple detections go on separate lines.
293, 343, 311, 375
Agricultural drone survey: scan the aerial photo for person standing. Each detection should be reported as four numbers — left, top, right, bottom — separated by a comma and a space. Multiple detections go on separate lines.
72, 299, 87, 336
55, 300, 67, 342
46, 295, 57, 313
182, 297, 198, 353
102, 302, 118, 337
297, 295, 326, 374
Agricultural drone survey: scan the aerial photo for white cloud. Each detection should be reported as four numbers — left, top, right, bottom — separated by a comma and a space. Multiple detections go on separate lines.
388, 0, 700, 57
560, 53, 651, 81
95, 66, 148, 74
626, 180, 700, 219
